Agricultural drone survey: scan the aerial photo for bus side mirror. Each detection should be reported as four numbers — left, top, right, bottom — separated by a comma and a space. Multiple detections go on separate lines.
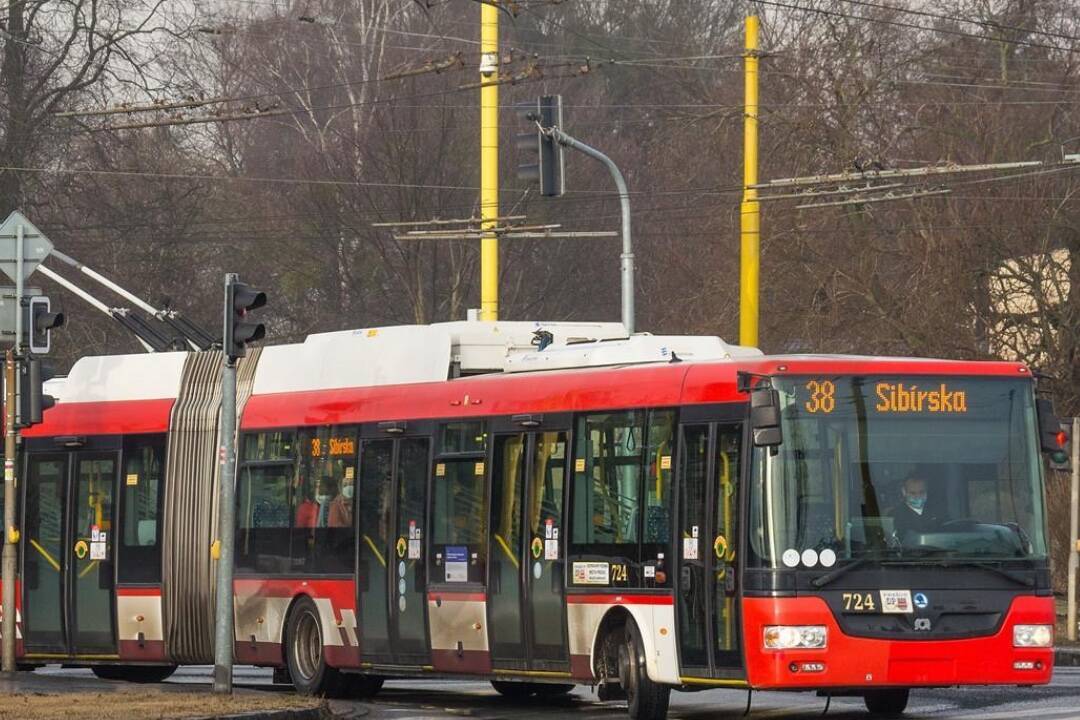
1036, 398, 1066, 454
751, 387, 783, 447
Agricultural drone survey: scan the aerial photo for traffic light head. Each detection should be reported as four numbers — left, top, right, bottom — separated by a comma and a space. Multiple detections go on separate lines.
1050, 422, 1072, 471
26, 295, 64, 354
515, 95, 564, 197
17, 356, 55, 428
224, 277, 266, 361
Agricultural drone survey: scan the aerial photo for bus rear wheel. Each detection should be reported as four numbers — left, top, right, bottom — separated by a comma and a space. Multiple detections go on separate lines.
91, 664, 177, 683
285, 596, 345, 697
864, 688, 909, 717
617, 621, 670, 720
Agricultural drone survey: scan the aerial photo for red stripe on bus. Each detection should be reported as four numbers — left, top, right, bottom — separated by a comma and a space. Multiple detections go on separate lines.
243, 364, 700, 429
566, 593, 674, 606
22, 398, 175, 437
427, 592, 487, 603
116, 587, 161, 597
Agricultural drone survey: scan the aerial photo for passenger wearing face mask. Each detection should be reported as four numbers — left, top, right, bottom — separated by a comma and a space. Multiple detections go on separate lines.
329, 474, 355, 528
296, 476, 337, 528
889, 473, 940, 539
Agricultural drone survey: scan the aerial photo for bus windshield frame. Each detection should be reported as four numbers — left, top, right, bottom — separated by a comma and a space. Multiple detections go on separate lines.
748, 374, 1048, 569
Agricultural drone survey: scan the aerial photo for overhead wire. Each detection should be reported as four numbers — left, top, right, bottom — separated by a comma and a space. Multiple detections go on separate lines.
750, 0, 1080, 54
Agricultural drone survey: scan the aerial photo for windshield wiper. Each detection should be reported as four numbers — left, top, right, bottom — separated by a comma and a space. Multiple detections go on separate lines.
942, 560, 1034, 587
811, 557, 871, 588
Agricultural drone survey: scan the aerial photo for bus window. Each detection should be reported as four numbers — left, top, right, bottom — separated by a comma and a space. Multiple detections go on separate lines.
572, 410, 644, 548
293, 426, 358, 574
236, 462, 293, 574
119, 435, 166, 584
569, 409, 676, 588
431, 422, 487, 584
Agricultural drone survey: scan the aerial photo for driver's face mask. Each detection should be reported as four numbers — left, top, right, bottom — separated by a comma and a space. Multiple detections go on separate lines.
905, 491, 927, 512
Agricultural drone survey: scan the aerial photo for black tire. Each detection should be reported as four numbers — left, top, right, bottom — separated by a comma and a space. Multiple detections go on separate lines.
491, 680, 536, 698
347, 675, 385, 699
91, 664, 178, 683
285, 595, 346, 697
617, 621, 670, 720
864, 688, 910, 717
532, 683, 575, 698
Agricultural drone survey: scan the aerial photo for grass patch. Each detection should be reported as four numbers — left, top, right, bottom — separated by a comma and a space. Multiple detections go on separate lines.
0, 690, 324, 719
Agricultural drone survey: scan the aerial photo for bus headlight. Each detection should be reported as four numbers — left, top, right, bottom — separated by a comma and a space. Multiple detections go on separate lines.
764, 625, 827, 649
1013, 624, 1053, 648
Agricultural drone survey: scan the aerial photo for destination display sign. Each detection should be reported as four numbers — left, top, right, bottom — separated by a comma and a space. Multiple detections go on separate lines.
310, 436, 357, 457
799, 377, 983, 416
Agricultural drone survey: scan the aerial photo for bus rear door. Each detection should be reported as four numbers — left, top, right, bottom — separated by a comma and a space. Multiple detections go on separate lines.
487, 417, 571, 673
22, 447, 119, 658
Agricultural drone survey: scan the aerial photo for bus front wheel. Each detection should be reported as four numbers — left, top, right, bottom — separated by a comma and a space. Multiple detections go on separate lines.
864, 688, 909, 717
617, 621, 670, 720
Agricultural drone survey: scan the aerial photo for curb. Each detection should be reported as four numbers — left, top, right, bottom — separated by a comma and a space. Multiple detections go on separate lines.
1055, 647, 1080, 667
191, 705, 343, 720
190, 701, 369, 720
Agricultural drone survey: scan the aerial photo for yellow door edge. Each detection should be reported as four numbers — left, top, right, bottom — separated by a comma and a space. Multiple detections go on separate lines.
679, 676, 749, 687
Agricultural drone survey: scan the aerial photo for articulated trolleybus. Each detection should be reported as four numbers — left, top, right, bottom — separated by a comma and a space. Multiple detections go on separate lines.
0, 320, 1061, 718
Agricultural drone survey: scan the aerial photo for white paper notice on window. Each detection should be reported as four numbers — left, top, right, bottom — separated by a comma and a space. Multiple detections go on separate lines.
683, 537, 698, 560
572, 561, 609, 585
408, 539, 421, 560
544, 539, 558, 560
90, 542, 106, 560
444, 545, 468, 582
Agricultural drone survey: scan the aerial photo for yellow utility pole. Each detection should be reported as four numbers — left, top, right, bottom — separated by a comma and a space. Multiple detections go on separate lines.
479, 1, 499, 321
739, 15, 760, 348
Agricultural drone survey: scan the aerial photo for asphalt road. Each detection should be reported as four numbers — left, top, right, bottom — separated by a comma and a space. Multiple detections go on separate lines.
28, 665, 1080, 719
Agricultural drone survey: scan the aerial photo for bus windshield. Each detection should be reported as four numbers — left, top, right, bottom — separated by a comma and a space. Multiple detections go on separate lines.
749, 375, 1048, 568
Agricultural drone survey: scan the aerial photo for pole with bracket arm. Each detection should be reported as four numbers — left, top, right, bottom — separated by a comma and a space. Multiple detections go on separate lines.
543, 125, 635, 334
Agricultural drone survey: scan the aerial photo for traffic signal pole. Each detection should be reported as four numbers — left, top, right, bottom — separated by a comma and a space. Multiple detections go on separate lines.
2, 351, 15, 674
1069, 416, 1079, 641
212, 345, 237, 694
545, 127, 634, 334
740, 15, 760, 348
479, 0, 499, 321
214, 273, 265, 694
2, 223, 23, 674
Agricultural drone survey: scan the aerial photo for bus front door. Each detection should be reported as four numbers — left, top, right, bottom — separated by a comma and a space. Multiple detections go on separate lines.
488, 427, 570, 672
675, 423, 744, 680
23, 450, 118, 658
357, 434, 431, 666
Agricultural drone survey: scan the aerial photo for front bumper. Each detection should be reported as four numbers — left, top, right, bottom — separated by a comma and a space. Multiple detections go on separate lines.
742, 595, 1054, 689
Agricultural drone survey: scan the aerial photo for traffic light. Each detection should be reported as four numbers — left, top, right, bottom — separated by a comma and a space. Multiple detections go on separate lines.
224, 276, 266, 361
17, 356, 55, 428
515, 94, 565, 197
24, 296, 64, 354
1049, 421, 1072, 472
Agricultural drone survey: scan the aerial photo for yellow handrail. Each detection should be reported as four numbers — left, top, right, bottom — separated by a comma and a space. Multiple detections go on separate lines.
363, 534, 386, 568
29, 538, 60, 572
494, 533, 519, 569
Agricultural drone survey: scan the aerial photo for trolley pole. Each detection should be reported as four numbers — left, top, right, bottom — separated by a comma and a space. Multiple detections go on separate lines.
212, 276, 239, 695
739, 15, 761, 348
2, 350, 16, 674
479, 0, 499, 321
1069, 416, 1079, 641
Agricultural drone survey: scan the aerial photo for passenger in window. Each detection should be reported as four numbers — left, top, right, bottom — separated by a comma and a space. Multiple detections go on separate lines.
889, 472, 941, 539
296, 476, 338, 528
329, 473, 355, 528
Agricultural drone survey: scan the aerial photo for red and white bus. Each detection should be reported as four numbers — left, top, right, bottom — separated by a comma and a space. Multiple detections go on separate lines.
0, 321, 1060, 719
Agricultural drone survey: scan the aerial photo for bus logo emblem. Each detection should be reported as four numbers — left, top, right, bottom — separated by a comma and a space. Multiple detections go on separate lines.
914, 592, 929, 609
914, 618, 932, 631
